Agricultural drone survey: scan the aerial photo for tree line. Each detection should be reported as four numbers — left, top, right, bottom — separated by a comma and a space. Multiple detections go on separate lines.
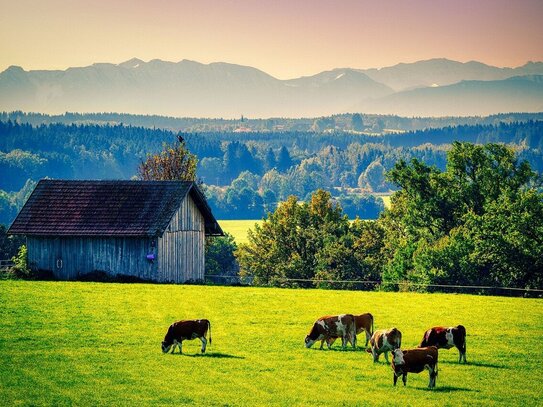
236, 142, 543, 291
1, 119, 542, 226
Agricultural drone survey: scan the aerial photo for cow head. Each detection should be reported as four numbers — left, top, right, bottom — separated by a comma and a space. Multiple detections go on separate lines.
392, 348, 405, 365
304, 334, 317, 348
304, 322, 324, 348
161, 340, 173, 353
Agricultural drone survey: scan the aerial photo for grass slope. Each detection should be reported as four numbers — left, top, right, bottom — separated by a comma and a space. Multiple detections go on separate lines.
1, 281, 541, 406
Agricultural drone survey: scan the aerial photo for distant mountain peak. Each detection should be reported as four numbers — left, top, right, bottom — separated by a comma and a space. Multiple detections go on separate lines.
118, 58, 145, 68
3, 65, 25, 74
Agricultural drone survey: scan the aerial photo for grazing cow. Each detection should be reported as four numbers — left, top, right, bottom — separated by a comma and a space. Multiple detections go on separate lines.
305, 314, 357, 350
419, 325, 467, 363
161, 319, 211, 354
391, 346, 439, 388
367, 327, 402, 363
323, 313, 374, 348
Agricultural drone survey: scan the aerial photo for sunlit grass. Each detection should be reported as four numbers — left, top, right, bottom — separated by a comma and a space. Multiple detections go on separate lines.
219, 219, 262, 244
1, 281, 541, 405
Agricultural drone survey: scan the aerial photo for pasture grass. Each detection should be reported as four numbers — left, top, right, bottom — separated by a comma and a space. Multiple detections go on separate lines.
219, 219, 262, 244
1, 281, 541, 406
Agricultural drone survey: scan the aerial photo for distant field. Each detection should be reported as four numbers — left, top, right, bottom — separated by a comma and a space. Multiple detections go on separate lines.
218, 195, 390, 245
1, 281, 542, 405
219, 219, 262, 244
378, 194, 391, 208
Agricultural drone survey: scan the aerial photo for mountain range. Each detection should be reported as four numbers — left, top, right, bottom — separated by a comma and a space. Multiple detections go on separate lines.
1, 58, 542, 118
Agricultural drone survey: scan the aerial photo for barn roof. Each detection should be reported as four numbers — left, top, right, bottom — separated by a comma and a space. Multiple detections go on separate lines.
8, 180, 223, 237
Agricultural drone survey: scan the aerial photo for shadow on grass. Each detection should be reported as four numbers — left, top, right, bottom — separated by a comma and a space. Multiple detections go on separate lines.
440, 360, 508, 369
177, 352, 245, 359
316, 347, 369, 353
416, 386, 477, 393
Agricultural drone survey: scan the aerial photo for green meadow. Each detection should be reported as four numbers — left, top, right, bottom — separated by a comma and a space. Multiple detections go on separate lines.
1, 281, 541, 406
219, 220, 262, 244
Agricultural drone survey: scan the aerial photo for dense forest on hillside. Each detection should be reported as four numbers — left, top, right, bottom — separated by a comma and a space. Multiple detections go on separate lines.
1, 115, 542, 226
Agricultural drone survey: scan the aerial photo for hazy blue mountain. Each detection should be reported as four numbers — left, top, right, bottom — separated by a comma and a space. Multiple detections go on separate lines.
357, 75, 543, 117
0, 59, 391, 118
0, 58, 542, 117
361, 58, 543, 91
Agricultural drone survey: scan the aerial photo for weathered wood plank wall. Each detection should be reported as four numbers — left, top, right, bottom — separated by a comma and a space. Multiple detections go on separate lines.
25, 193, 206, 283
27, 236, 157, 280
157, 194, 205, 282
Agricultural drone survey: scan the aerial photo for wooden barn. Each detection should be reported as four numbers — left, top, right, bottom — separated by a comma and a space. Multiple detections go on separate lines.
8, 180, 223, 282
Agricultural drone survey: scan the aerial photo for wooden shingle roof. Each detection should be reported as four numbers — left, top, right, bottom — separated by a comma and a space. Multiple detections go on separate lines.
8, 180, 223, 237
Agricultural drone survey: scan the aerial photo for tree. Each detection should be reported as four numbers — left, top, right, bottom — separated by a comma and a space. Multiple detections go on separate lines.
0, 224, 25, 260
264, 147, 276, 171
359, 160, 387, 192
351, 113, 364, 132
138, 138, 197, 181
276, 146, 292, 172
378, 142, 543, 290
205, 233, 238, 284
236, 190, 383, 287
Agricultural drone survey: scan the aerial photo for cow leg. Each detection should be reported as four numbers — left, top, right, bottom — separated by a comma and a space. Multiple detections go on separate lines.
178, 341, 183, 354
372, 348, 379, 363
365, 330, 371, 347
393, 373, 398, 386
328, 337, 336, 348
200, 336, 207, 353
171, 340, 178, 354
429, 365, 437, 388
319, 339, 325, 350
402, 374, 407, 386
341, 335, 347, 350
459, 344, 467, 363
384, 350, 390, 364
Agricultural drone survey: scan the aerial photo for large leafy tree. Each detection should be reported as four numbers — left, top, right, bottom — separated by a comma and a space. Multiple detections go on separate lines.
236, 190, 383, 287
380, 142, 543, 290
138, 137, 197, 181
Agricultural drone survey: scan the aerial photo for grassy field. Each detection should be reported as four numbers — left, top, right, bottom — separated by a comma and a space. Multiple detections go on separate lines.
219, 196, 391, 245
1, 281, 541, 406
219, 220, 262, 244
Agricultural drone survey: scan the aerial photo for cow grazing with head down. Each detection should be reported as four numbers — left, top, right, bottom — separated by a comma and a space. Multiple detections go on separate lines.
322, 313, 374, 349
419, 325, 466, 363
305, 314, 357, 350
391, 346, 439, 388
367, 327, 402, 363
161, 319, 211, 354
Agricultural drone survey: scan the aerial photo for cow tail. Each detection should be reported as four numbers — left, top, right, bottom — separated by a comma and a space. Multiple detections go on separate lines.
370, 313, 374, 336
207, 320, 212, 345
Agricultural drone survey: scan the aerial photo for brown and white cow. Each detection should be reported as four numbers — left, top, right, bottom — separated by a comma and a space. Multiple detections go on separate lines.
367, 327, 402, 363
305, 314, 357, 350
322, 313, 374, 349
391, 346, 439, 388
419, 325, 466, 363
161, 319, 211, 354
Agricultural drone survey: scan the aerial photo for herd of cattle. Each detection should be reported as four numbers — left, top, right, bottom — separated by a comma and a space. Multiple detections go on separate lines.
162, 314, 466, 388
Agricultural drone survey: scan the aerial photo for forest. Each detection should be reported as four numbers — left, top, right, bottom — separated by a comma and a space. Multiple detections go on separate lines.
1, 115, 543, 225
237, 143, 543, 291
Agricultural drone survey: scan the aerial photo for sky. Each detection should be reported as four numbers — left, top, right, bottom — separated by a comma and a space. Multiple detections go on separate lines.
1, 0, 543, 79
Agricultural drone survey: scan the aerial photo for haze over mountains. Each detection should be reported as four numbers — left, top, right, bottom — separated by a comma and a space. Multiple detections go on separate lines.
1, 58, 542, 118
